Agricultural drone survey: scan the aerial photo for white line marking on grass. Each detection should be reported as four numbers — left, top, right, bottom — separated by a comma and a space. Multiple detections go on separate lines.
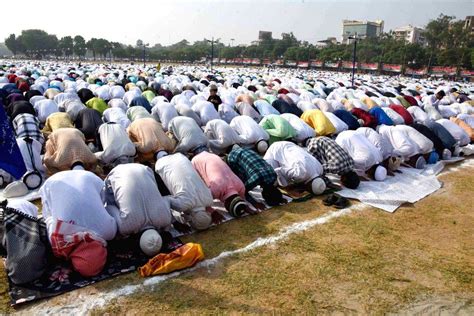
24, 204, 367, 315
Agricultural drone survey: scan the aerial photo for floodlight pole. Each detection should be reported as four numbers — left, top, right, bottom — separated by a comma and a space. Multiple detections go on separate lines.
349, 35, 358, 87
211, 37, 214, 71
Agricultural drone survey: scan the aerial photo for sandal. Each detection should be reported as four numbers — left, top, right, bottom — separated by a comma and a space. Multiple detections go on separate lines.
323, 194, 339, 206
334, 196, 350, 209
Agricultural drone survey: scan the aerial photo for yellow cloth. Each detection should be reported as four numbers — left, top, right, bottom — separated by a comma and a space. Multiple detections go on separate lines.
44, 88, 60, 100
125, 83, 136, 92
236, 94, 255, 105
138, 243, 204, 277
343, 99, 354, 111
361, 97, 377, 110
301, 109, 336, 136
450, 117, 474, 141
42, 112, 74, 136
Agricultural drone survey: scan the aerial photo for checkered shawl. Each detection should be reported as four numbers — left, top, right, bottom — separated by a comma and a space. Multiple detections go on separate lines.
227, 147, 277, 191
306, 136, 354, 175
12, 113, 44, 143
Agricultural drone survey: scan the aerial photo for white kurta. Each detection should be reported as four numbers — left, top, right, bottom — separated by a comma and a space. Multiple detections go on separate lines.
95, 123, 136, 164
229, 115, 269, 145
280, 113, 315, 143
102, 107, 131, 129
151, 103, 178, 131
108, 99, 128, 112
335, 130, 383, 172
218, 103, 239, 124
155, 153, 214, 213
204, 119, 243, 154
254, 100, 280, 116
168, 116, 208, 153
356, 127, 393, 160
263, 141, 323, 187
103, 164, 172, 236
407, 106, 430, 124
192, 101, 220, 126
381, 107, 405, 125
378, 125, 433, 158
34, 99, 59, 123
324, 112, 349, 134
60, 99, 86, 122
40, 170, 117, 241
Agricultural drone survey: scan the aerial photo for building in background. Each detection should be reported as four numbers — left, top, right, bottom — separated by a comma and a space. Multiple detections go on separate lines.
393, 25, 426, 45
341, 20, 384, 44
316, 37, 339, 48
464, 16, 474, 35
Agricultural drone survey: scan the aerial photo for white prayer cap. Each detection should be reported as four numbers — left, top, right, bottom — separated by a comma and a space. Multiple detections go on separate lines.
189, 209, 212, 231
310, 177, 326, 195
256, 140, 268, 154
442, 148, 452, 160
415, 156, 426, 169
139, 229, 163, 257
374, 166, 387, 181
155, 150, 168, 160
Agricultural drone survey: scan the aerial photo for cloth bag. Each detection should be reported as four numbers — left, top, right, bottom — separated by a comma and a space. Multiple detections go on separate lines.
1, 205, 49, 284
138, 243, 204, 277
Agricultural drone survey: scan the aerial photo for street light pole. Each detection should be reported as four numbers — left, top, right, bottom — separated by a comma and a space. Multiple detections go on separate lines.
211, 37, 214, 71
348, 35, 358, 87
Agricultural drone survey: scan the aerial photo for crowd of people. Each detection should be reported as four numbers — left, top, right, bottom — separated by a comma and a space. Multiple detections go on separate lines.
0, 60, 473, 283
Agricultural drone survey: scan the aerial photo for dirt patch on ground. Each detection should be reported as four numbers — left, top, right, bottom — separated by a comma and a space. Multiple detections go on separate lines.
2, 160, 473, 314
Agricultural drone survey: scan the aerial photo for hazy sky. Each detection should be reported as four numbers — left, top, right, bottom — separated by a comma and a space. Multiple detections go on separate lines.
1, 0, 472, 46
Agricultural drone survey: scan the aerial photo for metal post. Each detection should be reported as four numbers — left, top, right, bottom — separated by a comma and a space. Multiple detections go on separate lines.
351, 38, 357, 87
211, 37, 214, 71
143, 45, 146, 68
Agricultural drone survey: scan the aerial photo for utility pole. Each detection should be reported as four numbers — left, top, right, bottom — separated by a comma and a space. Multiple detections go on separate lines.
206, 37, 216, 71
348, 34, 358, 87
211, 37, 214, 71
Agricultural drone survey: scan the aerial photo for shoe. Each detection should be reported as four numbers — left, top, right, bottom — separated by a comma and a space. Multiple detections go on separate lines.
323, 194, 338, 206
334, 196, 350, 209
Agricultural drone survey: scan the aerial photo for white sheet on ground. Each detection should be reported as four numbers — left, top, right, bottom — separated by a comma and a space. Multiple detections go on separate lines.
338, 166, 442, 213
338, 156, 472, 213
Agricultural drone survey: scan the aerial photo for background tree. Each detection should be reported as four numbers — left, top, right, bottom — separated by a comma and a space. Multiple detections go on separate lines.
73, 35, 87, 59
59, 36, 74, 58
4, 34, 23, 55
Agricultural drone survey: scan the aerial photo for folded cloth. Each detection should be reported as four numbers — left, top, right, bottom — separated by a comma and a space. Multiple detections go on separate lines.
49, 219, 107, 277
138, 243, 204, 277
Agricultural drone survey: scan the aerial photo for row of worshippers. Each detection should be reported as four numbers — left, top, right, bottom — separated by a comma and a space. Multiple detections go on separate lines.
2, 80, 472, 195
